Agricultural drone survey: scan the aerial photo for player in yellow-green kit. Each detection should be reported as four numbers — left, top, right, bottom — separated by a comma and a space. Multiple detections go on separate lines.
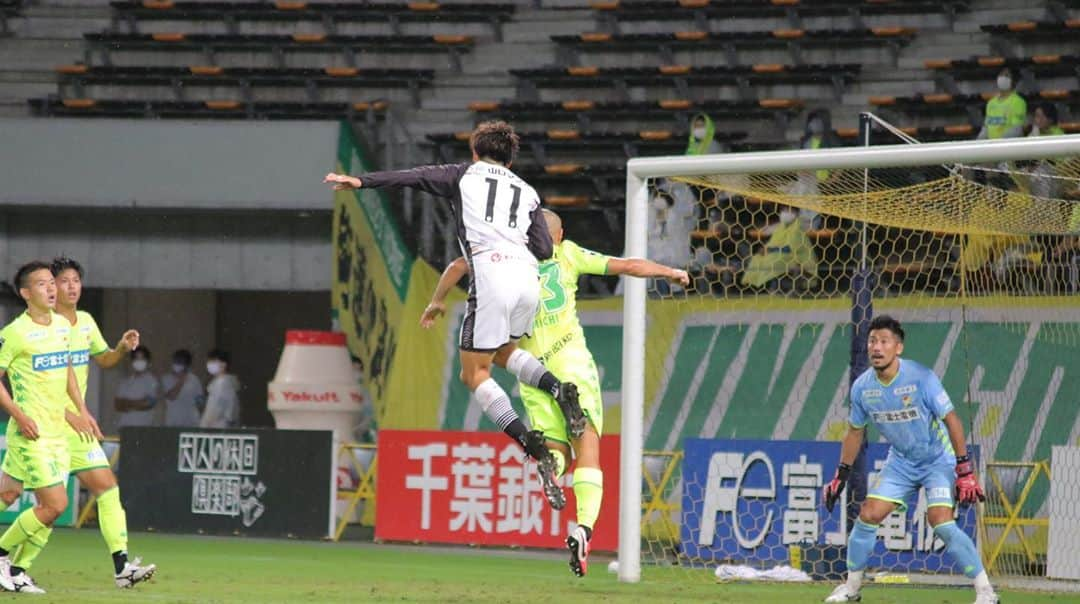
0, 260, 100, 593
0, 257, 156, 590
422, 210, 688, 577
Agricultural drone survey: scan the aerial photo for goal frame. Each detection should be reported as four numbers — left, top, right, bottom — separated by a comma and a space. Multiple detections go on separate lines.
618, 133, 1080, 583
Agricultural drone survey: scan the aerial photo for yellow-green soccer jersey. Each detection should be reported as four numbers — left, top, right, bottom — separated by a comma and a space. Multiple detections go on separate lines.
519, 240, 611, 362
69, 310, 108, 407
984, 92, 1026, 140
0, 311, 76, 437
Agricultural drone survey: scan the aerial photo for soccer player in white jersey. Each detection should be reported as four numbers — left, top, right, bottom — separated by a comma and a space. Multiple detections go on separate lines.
822, 315, 996, 604
324, 120, 582, 509
421, 209, 689, 577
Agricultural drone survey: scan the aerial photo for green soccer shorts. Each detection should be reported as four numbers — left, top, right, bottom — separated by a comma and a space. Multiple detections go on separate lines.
519, 344, 604, 445
65, 424, 110, 475
2, 432, 70, 491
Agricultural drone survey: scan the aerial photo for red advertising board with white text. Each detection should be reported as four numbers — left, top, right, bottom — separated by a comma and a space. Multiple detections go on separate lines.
376, 430, 620, 551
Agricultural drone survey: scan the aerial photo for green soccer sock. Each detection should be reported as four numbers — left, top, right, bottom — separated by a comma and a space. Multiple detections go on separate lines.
0, 507, 47, 555
551, 448, 567, 478
96, 487, 128, 556
572, 467, 603, 531
11, 526, 52, 571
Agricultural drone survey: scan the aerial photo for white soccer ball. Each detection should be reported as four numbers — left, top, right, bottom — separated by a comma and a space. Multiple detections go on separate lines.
607, 560, 619, 574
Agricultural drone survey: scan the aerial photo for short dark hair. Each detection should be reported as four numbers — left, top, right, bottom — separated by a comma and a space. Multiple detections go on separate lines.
1037, 102, 1058, 124
869, 315, 904, 341
131, 345, 151, 360
208, 348, 230, 365
13, 261, 53, 291
50, 257, 84, 279
469, 120, 519, 166
172, 349, 193, 366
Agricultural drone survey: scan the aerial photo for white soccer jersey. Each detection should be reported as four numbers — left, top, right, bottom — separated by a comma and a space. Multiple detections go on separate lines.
357, 160, 551, 263
357, 160, 553, 350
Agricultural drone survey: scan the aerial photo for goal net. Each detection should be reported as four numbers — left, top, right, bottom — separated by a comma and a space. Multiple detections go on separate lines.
617, 126, 1080, 590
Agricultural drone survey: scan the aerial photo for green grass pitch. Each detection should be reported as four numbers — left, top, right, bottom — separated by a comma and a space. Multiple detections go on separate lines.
17, 529, 1080, 603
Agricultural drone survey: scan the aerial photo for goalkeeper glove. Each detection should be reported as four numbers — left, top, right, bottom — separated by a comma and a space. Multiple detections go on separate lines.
823, 463, 851, 513
955, 454, 986, 506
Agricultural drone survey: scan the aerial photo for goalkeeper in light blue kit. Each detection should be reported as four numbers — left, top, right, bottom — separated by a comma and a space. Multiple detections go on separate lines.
822, 315, 997, 604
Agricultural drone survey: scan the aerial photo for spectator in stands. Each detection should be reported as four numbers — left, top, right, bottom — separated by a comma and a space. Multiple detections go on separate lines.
648, 182, 696, 295
1023, 102, 1066, 198
962, 68, 1030, 292
978, 67, 1026, 140
789, 109, 841, 228
1030, 102, 1064, 138
685, 113, 723, 155
161, 349, 204, 428
740, 204, 819, 291
114, 345, 162, 428
201, 348, 240, 429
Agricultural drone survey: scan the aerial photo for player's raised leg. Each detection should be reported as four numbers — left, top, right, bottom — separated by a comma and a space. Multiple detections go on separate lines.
494, 345, 584, 439
462, 347, 565, 510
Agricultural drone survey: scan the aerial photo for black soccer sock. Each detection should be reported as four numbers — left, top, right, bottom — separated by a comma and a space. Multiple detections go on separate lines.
537, 372, 561, 398
505, 348, 561, 397
112, 550, 128, 574
505, 418, 529, 446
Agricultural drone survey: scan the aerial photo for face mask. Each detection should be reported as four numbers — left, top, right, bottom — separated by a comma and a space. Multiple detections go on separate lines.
808, 119, 824, 135
997, 75, 1012, 91
779, 210, 797, 225
132, 359, 148, 372
207, 360, 224, 376
172, 363, 187, 374
692, 126, 707, 139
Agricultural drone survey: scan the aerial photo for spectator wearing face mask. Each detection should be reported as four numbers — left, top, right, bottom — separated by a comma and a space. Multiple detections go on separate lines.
201, 348, 240, 429
978, 67, 1026, 140
787, 109, 842, 227
161, 349, 205, 428
740, 205, 819, 290
114, 345, 162, 428
685, 113, 723, 155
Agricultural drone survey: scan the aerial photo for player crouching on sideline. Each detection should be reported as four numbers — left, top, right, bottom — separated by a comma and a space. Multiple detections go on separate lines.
324, 120, 583, 511
822, 315, 996, 604
0, 257, 155, 590
421, 209, 689, 577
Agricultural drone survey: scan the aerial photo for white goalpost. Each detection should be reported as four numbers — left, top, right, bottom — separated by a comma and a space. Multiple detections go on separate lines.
618, 133, 1080, 584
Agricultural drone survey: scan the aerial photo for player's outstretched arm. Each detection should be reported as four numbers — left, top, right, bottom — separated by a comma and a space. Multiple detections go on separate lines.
824, 424, 865, 512
93, 329, 140, 369
606, 257, 690, 286
323, 163, 467, 198
943, 411, 986, 505
421, 258, 469, 328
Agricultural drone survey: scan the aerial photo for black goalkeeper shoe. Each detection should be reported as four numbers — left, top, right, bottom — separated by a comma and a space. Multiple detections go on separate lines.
556, 382, 586, 440
522, 430, 566, 511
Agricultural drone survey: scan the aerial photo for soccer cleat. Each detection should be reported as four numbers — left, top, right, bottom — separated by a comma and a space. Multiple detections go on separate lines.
0, 556, 15, 592
522, 430, 566, 511
556, 382, 586, 439
11, 572, 45, 594
973, 591, 1000, 604
824, 583, 862, 602
115, 557, 156, 588
566, 526, 591, 578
